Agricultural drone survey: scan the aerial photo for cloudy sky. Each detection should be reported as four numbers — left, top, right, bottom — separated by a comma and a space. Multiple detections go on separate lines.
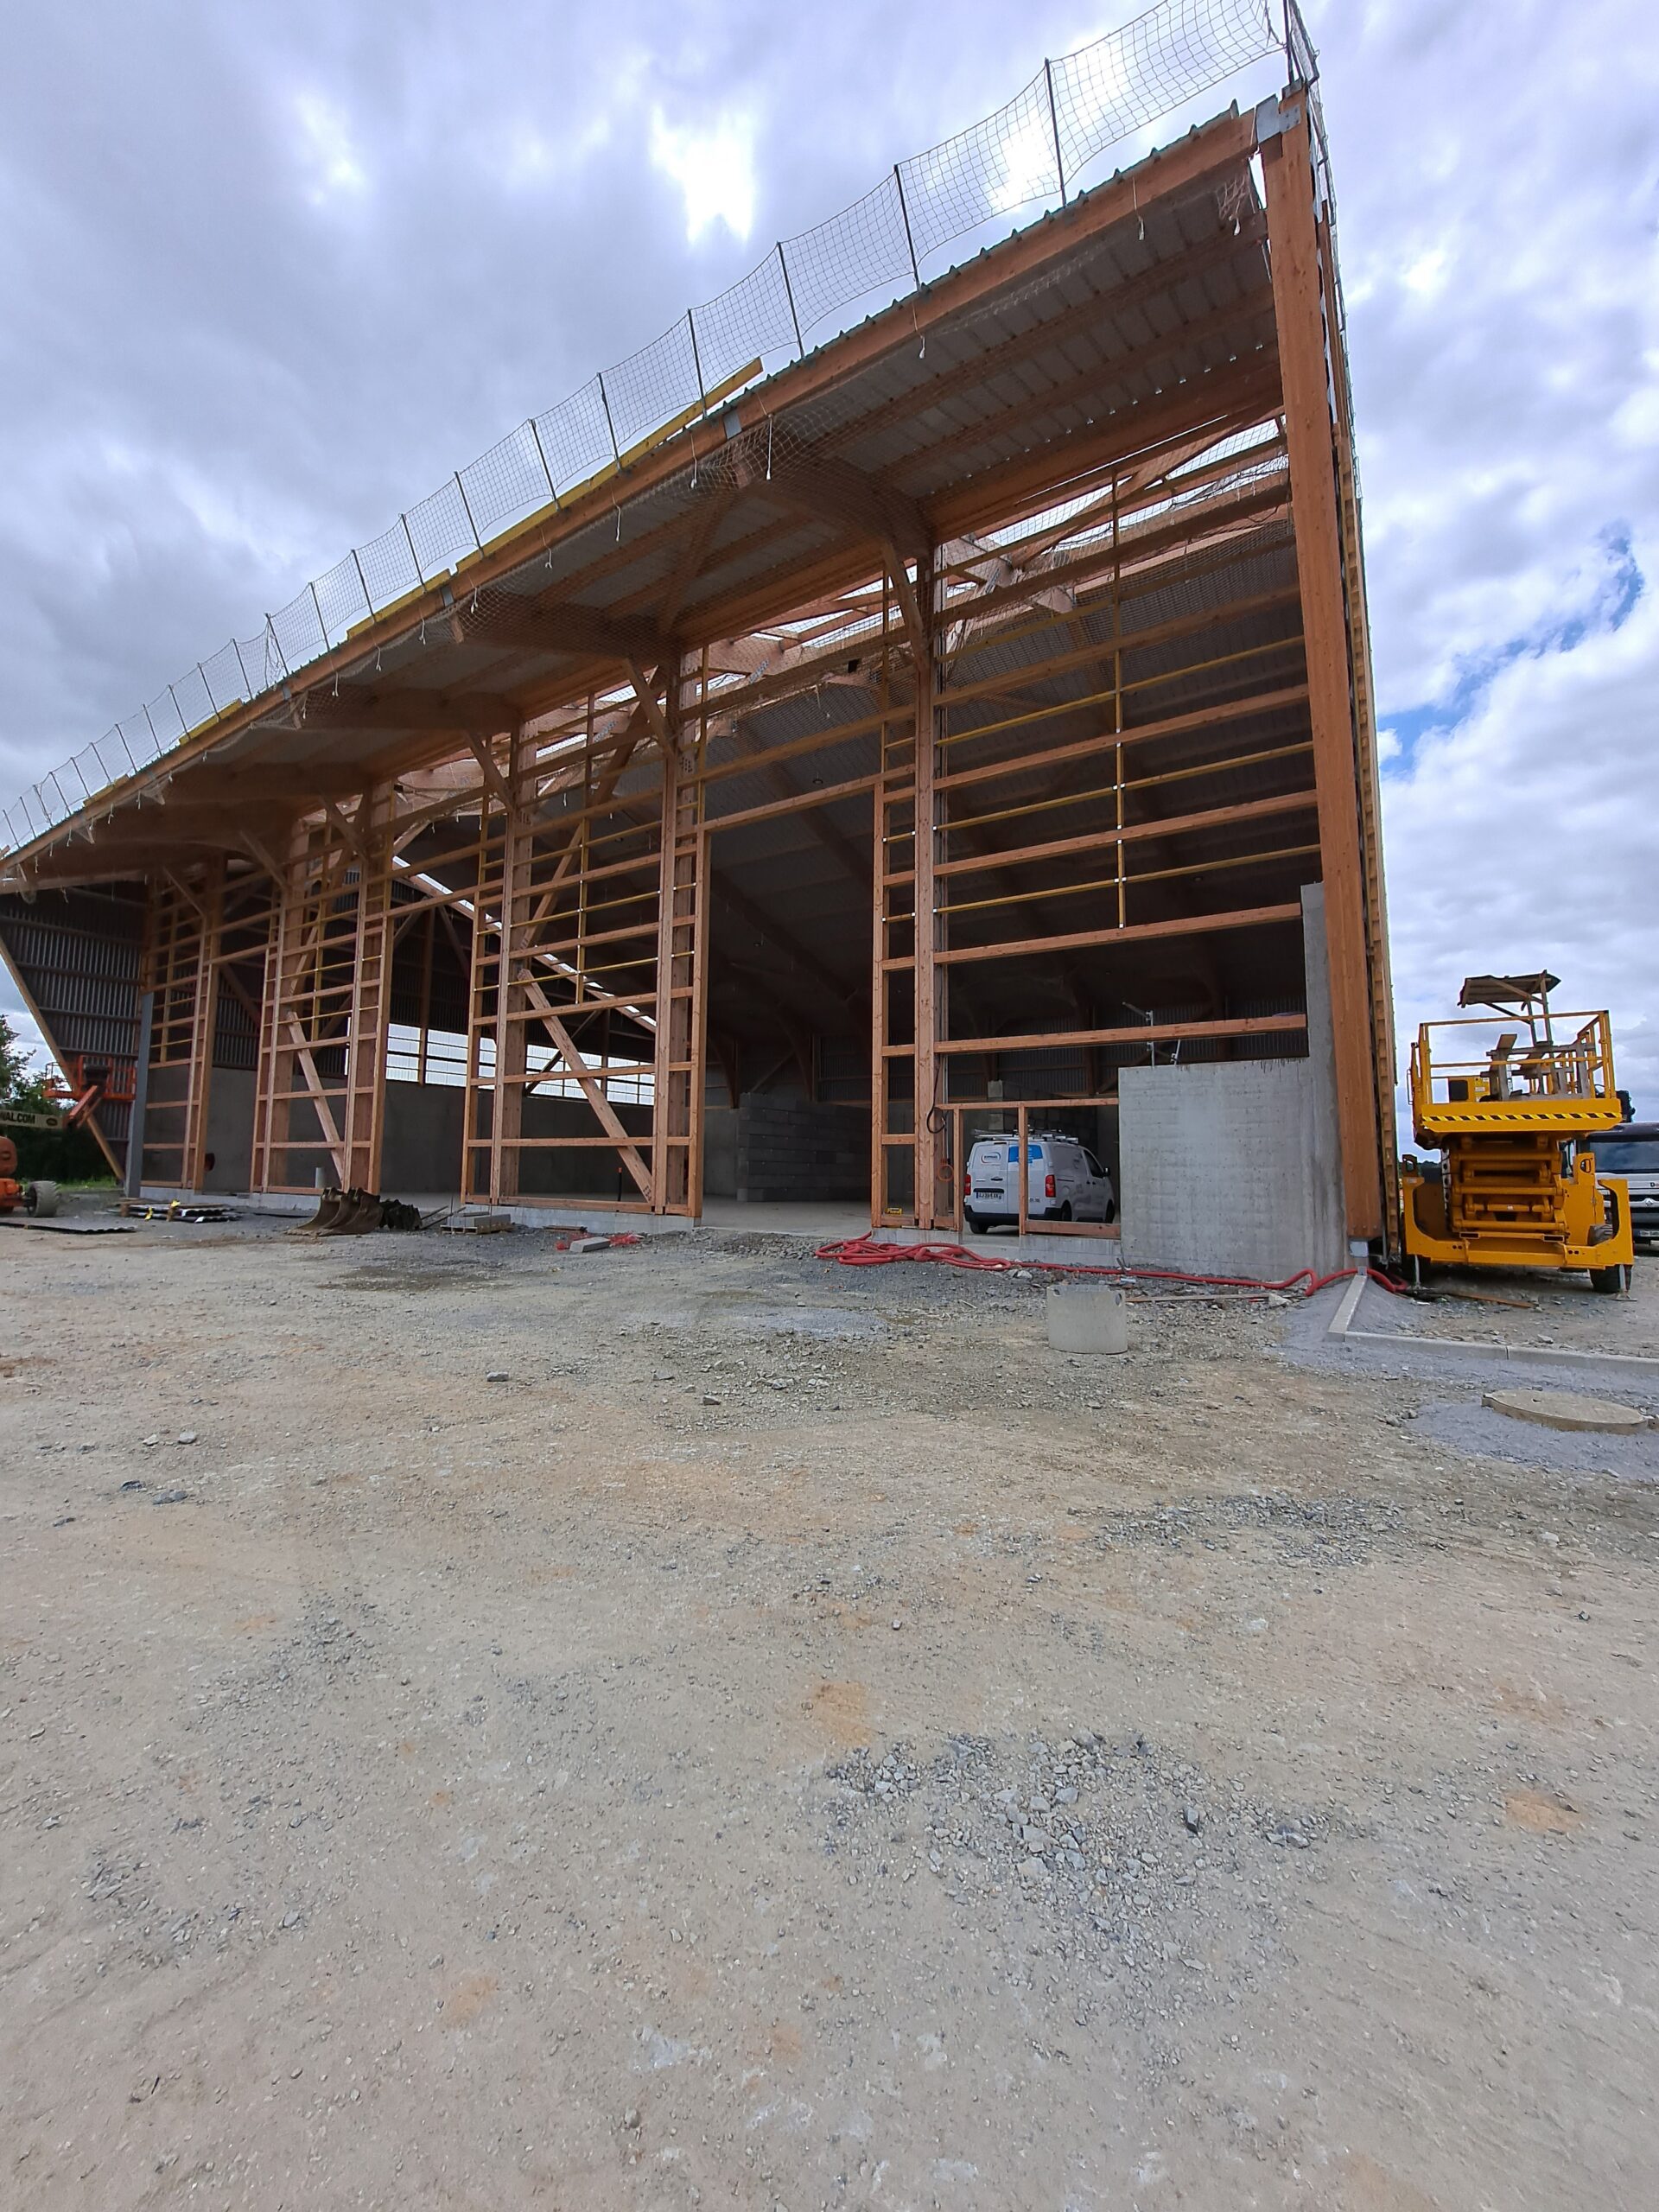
2, 0, 1656, 1116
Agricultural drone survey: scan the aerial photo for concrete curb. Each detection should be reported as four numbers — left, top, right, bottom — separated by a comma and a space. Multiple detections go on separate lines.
1328, 1270, 1368, 1339
1324, 1275, 1659, 1380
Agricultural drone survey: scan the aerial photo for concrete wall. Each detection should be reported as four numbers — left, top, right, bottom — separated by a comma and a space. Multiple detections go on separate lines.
202, 1068, 255, 1192
137, 1062, 188, 1185
380, 1082, 464, 1194
137, 1063, 255, 1192
513, 1095, 652, 1199
1118, 884, 1345, 1280
376, 1084, 652, 1200
139, 1068, 654, 1200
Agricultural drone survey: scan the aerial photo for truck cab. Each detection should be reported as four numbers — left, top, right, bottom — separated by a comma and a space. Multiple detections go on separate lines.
1586, 1123, 1659, 1252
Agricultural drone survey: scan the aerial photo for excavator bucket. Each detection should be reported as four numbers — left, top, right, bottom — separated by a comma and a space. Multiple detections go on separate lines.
287, 1185, 345, 1236
318, 1186, 383, 1236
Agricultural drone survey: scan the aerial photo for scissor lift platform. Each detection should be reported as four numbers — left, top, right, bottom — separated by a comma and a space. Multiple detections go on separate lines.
1401, 974, 1633, 1291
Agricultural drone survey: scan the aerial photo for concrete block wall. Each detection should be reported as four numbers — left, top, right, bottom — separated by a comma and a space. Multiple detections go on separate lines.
702, 1105, 739, 1198
1118, 884, 1346, 1281
734, 1096, 868, 1204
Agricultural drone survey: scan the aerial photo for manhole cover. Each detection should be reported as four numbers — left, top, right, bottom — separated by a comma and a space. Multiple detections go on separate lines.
1481, 1387, 1649, 1434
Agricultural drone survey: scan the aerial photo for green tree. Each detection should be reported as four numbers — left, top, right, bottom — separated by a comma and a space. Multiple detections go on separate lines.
0, 1007, 48, 1105
1, 1011, 110, 1181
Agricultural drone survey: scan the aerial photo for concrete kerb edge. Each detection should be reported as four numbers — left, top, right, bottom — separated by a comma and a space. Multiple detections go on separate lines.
1325, 1274, 1659, 1380
1328, 1268, 1367, 1339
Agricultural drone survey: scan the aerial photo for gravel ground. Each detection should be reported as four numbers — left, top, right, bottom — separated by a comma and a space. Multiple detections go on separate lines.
1407, 1396, 1659, 1480
1290, 1260, 1659, 1368
1346, 1260, 1659, 1357
3, 1215, 1656, 2209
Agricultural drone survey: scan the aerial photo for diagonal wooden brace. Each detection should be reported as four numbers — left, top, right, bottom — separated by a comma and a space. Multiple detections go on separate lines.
517, 974, 653, 1198
283, 1015, 348, 1184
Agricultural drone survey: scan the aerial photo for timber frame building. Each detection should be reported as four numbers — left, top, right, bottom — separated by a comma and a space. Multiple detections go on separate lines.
0, 67, 1396, 1271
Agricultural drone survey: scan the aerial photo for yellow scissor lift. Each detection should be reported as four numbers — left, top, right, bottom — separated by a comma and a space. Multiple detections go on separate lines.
1402, 973, 1634, 1294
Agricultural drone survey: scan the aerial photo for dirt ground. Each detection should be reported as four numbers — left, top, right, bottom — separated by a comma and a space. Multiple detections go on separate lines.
3, 1211, 1656, 2210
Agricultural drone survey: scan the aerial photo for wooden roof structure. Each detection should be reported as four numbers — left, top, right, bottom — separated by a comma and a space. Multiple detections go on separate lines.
0, 83, 1397, 1245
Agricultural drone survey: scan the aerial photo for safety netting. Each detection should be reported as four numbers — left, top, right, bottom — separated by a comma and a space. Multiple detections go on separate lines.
3, 0, 1307, 857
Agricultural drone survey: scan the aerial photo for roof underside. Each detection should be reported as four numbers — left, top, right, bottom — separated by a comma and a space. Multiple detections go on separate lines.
9, 103, 1281, 892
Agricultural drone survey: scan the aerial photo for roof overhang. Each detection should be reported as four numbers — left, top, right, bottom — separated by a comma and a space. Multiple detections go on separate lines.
6, 99, 1282, 892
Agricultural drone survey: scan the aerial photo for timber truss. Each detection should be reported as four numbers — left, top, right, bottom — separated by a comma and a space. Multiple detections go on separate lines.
0, 90, 1396, 1242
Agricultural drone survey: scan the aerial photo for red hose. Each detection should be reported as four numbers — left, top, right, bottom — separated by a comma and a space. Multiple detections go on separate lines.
814, 1233, 1402, 1299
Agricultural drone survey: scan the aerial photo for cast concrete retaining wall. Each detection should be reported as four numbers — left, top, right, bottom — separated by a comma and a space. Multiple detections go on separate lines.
1119, 883, 1346, 1281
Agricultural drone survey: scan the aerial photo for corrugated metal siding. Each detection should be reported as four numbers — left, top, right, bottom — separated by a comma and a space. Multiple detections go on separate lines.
0, 887, 144, 1154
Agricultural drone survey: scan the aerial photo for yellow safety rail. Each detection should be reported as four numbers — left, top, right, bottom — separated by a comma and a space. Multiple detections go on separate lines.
1410, 1010, 1623, 1143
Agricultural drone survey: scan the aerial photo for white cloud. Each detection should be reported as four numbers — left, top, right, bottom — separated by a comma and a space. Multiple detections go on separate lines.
1399, 245, 1449, 299
1380, 531, 1659, 1114
1312, 0, 1659, 1128
989, 110, 1061, 216
499, 116, 613, 188
294, 90, 367, 205
648, 106, 756, 245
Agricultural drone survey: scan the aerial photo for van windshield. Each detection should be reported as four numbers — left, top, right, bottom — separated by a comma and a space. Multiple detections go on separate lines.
1594, 1138, 1659, 1174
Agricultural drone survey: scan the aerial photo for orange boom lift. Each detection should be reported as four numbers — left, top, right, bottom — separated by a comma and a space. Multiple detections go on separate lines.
0, 1059, 111, 1219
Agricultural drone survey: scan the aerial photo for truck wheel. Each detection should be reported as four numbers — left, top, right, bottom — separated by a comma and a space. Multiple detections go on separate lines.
1590, 1263, 1629, 1295
27, 1180, 59, 1218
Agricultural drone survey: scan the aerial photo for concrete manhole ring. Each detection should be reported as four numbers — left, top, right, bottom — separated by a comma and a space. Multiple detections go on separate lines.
1481, 1387, 1649, 1434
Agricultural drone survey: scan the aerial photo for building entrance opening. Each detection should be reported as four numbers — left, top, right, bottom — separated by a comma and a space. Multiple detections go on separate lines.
701, 791, 873, 1217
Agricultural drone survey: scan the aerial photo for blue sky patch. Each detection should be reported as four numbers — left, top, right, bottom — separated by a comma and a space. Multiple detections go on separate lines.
1377, 525, 1643, 774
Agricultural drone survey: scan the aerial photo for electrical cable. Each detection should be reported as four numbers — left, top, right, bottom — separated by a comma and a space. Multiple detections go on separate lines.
813, 1234, 1404, 1299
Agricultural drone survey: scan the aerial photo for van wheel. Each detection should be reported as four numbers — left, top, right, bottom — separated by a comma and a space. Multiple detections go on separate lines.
963, 1210, 983, 1236
1590, 1263, 1629, 1295
1104, 1199, 1116, 1224
1057, 1202, 1072, 1222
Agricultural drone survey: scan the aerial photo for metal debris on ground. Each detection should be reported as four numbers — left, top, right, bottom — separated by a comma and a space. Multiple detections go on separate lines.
0, 1217, 136, 1236
123, 1198, 241, 1224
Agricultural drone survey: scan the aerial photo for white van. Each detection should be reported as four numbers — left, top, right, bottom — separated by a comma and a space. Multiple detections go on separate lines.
963, 1130, 1115, 1232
